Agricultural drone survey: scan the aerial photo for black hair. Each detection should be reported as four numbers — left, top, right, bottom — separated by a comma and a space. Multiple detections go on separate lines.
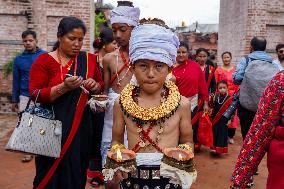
217, 80, 228, 87
276, 43, 284, 52
196, 48, 209, 56
117, 1, 133, 7
53, 16, 87, 51
22, 30, 37, 39
250, 36, 267, 51
179, 41, 189, 52
93, 27, 114, 50
221, 51, 232, 58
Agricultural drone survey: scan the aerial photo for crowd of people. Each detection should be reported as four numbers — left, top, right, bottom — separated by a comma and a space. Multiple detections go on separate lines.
10, 1, 284, 189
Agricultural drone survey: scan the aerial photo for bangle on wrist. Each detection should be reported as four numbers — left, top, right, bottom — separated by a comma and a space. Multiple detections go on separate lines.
56, 85, 64, 95
178, 144, 193, 151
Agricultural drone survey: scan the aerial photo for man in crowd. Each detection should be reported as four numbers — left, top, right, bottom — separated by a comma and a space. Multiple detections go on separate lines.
101, 0, 140, 166
11, 30, 46, 163
233, 36, 278, 140
273, 43, 284, 71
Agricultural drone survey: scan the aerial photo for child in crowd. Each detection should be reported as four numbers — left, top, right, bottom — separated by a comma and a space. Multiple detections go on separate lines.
210, 80, 233, 154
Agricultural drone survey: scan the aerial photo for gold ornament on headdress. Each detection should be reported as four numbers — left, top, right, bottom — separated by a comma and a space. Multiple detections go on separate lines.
119, 80, 181, 122
139, 17, 169, 29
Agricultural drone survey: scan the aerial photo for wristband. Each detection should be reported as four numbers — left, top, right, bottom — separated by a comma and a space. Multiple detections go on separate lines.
178, 144, 193, 151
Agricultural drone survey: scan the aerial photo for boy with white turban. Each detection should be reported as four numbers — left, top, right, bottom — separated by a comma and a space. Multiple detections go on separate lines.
109, 19, 196, 189
101, 0, 140, 166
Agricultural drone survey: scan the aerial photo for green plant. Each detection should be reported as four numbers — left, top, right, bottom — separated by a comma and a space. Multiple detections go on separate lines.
2, 52, 20, 78
95, 12, 107, 38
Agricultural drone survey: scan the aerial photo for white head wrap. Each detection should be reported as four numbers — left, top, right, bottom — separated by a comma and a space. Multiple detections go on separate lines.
129, 24, 180, 67
110, 6, 140, 26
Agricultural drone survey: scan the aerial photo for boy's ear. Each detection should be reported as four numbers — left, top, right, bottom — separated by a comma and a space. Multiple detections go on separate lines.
168, 67, 172, 73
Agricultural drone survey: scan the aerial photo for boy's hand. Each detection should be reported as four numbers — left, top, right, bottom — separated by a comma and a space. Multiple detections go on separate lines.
113, 170, 128, 184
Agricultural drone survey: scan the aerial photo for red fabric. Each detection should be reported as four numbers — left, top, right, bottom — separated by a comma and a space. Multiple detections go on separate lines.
37, 93, 89, 189
267, 126, 284, 189
215, 66, 239, 128
211, 97, 232, 126
173, 60, 208, 101
215, 66, 239, 96
191, 99, 204, 126
231, 72, 284, 188
197, 113, 213, 147
109, 62, 129, 85
29, 53, 103, 103
87, 169, 104, 181
206, 66, 216, 89
211, 146, 228, 154
109, 49, 129, 86
132, 123, 163, 153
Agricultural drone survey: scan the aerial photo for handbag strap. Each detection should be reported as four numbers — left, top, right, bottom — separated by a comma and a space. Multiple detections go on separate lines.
25, 89, 55, 118
25, 89, 41, 111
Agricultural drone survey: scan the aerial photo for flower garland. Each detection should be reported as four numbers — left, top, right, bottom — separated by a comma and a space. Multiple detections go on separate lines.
119, 80, 181, 125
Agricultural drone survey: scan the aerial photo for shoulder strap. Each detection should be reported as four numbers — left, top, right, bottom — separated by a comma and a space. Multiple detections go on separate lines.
245, 56, 250, 64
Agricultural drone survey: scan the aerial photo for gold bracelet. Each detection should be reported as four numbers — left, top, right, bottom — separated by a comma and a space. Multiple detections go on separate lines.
178, 144, 193, 152
110, 143, 126, 153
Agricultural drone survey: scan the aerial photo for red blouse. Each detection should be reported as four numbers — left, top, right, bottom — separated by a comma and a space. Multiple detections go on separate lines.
173, 60, 208, 101
231, 71, 284, 188
215, 66, 239, 96
29, 53, 103, 103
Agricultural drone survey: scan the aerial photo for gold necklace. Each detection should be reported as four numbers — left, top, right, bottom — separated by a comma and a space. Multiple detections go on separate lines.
119, 81, 181, 124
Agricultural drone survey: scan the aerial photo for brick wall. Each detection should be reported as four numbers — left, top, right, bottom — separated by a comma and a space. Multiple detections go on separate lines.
218, 0, 284, 65
0, 0, 94, 113
218, 0, 248, 65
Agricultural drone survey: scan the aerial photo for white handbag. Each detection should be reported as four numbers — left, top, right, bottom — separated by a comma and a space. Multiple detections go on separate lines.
5, 90, 62, 158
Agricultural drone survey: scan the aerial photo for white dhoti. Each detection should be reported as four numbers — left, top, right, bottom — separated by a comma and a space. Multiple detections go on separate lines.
188, 94, 198, 112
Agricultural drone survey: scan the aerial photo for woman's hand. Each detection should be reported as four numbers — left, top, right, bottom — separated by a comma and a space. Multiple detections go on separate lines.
82, 78, 101, 93
64, 76, 83, 91
203, 101, 209, 114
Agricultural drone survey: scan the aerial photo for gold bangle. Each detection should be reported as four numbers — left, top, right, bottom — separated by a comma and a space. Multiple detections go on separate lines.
110, 143, 126, 153
178, 144, 193, 152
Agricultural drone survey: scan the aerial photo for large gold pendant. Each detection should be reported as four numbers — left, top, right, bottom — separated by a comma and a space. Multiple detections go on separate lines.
119, 81, 181, 121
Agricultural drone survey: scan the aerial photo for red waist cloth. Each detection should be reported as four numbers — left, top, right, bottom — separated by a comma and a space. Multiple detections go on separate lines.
267, 126, 284, 189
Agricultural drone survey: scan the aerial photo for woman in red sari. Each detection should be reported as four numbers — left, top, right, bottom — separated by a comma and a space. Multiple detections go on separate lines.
215, 52, 239, 144
88, 27, 117, 188
231, 71, 284, 189
29, 17, 103, 189
172, 42, 209, 152
196, 48, 216, 95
